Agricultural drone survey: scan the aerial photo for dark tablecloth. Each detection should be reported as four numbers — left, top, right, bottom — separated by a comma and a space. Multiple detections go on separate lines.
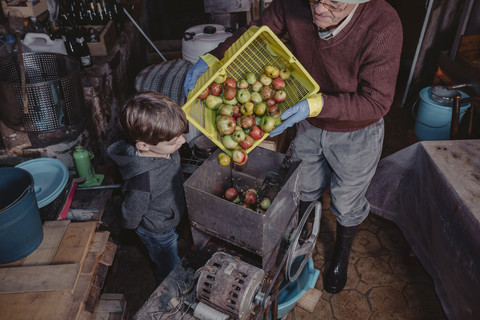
366, 140, 480, 320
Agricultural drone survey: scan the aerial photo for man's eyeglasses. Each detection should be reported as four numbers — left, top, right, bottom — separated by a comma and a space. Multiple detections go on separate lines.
309, 1, 348, 13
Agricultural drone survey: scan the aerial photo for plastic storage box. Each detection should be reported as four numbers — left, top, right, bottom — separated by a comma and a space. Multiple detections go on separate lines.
182, 25, 319, 156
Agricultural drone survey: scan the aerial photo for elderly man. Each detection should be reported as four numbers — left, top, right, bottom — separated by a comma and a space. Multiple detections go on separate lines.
185, 0, 403, 294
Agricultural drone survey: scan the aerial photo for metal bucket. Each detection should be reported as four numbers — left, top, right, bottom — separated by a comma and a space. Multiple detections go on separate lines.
0, 167, 44, 264
0, 52, 85, 132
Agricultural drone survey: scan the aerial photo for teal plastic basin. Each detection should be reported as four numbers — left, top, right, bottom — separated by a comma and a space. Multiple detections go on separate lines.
277, 257, 320, 318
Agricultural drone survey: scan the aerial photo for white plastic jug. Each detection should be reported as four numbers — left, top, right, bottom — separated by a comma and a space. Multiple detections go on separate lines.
22, 33, 67, 55
182, 25, 232, 64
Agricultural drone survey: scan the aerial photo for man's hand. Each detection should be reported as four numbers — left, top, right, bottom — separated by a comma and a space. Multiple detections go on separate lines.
269, 94, 323, 137
184, 58, 209, 98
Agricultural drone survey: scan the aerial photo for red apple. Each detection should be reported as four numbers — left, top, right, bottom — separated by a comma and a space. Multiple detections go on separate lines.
233, 105, 241, 119
266, 98, 276, 107
272, 77, 285, 90
225, 187, 239, 201
260, 86, 273, 100
239, 134, 255, 149
244, 189, 257, 205
273, 90, 287, 103
209, 82, 223, 96
232, 149, 248, 165
198, 87, 209, 100
249, 125, 264, 140
217, 115, 236, 136
223, 87, 237, 100
260, 115, 276, 133
240, 115, 255, 129
223, 77, 237, 89
268, 105, 281, 118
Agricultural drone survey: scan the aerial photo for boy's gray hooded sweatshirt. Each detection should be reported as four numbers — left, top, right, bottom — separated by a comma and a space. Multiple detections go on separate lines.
107, 140, 185, 233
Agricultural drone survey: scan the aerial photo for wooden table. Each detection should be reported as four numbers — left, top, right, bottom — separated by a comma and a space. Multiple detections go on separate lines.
366, 140, 480, 320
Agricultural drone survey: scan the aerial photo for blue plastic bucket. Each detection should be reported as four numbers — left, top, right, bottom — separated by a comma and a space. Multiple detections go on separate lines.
276, 257, 320, 318
0, 167, 43, 264
414, 87, 471, 141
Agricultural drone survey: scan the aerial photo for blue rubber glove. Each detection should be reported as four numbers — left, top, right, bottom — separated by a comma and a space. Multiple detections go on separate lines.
269, 99, 311, 137
184, 58, 209, 98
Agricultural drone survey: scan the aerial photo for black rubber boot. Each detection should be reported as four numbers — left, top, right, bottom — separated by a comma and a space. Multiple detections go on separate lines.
299, 200, 314, 220
323, 222, 358, 294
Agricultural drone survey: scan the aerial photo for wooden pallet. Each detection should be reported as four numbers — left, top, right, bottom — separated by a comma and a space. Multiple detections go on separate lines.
0, 220, 117, 320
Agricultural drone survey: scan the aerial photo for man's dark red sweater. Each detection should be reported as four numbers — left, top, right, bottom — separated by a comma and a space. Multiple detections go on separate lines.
210, 0, 403, 132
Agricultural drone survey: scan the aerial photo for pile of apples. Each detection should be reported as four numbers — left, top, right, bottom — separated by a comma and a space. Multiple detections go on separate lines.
197, 65, 291, 165
224, 186, 272, 214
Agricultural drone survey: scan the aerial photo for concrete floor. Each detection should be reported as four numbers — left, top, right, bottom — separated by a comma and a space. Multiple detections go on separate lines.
290, 196, 447, 320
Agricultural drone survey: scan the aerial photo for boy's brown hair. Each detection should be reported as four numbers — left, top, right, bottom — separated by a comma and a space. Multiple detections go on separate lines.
119, 91, 188, 145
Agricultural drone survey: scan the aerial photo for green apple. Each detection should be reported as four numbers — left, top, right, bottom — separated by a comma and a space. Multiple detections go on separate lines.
214, 73, 227, 84
251, 81, 263, 92
260, 197, 272, 210
218, 104, 235, 116
264, 65, 280, 78
236, 89, 251, 103
240, 101, 254, 115
279, 67, 291, 80
260, 115, 276, 133
250, 92, 263, 105
223, 95, 238, 105
275, 116, 282, 126
238, 79, 249, 89
245, 72, 257, 85
254, 102, 267, 116
222, 134, 239, 150
232, 130, 246, 142
217, 115, 236, 136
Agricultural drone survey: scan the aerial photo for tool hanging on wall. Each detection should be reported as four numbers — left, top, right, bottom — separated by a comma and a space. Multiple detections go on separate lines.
122, 6, 167, 62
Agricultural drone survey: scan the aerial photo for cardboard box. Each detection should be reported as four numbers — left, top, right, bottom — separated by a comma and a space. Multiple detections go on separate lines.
1, 0, 47, 18
87, 20, 117, 56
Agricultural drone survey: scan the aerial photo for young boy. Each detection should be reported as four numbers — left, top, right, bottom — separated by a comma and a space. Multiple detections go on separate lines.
107, 91, 188, 284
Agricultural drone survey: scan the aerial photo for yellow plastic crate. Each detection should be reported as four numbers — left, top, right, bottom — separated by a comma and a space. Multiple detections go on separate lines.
182, 25, 320, 156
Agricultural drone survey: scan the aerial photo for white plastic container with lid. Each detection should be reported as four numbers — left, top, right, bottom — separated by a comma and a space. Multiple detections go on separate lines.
182, 24, 232, 64
22, 32, 67, 55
